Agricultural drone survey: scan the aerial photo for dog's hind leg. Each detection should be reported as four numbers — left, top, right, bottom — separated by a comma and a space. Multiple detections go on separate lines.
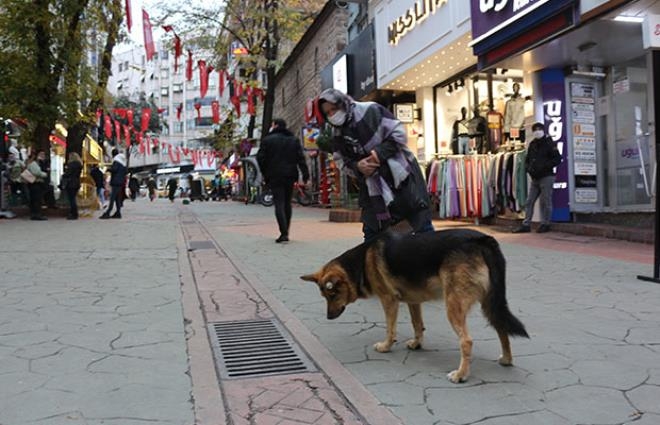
496, 330, 513, 366
374, 295, 399, 353
445, 294, 474, 383
406, 303, 424, 350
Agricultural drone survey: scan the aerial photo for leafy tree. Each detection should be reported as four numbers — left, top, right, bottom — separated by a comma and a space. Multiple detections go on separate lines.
0, 0, 123, 162
154, 0, 322, 140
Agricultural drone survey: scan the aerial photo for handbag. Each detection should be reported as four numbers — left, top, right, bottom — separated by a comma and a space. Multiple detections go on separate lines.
20, 168, 36, 184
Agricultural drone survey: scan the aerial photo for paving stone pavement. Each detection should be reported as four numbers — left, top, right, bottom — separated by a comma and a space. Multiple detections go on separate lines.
2, 199, 659, 425
188, 201, 659, 425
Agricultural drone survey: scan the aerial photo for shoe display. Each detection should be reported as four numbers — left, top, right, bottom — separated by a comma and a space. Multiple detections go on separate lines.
537, 224, 551, 233
512, 225, 530, 233
275, 235, 289, 243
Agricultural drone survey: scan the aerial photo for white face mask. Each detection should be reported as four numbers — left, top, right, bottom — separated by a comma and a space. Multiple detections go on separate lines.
533, 130, 545, 139
328, 110, 347, 127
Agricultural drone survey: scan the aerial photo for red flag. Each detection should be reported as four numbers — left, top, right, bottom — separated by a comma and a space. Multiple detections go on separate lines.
230, 96, 241, 118
219, 70, 226, 97
114, 119, 121, 143
163, 26, 182, 72
211, 100, 220, 124
194, 102, 202, 120
141, 108, 152, 132
136, 132, 144, 154
104, 114, 112, 139
125, 0, 132, 31
162, 25, 174, 32
176, 103, 183, 121
236, 81, 243, 97
198, 60, 208, 98
113, 108, 127, 118
186, 50, 193, 81
142, 9, 155, 61
124, 125, 131, 147
126, 109, 134, 127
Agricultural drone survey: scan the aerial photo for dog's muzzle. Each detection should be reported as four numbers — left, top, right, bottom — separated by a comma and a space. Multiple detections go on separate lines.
327, 306, 345, 320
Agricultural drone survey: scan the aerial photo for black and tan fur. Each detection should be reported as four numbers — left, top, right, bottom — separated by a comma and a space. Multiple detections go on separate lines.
301, 228, 529, 383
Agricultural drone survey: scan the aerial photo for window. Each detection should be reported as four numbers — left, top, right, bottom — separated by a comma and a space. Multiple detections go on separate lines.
173, 122, 184, 133
196, 117, 214, 127
173, 83, 183, 93
161, 87, 169, 96
124, 61, 129, 70
161, 69, 169, 79
118, 63, 123, 72
161, 50, 169, 60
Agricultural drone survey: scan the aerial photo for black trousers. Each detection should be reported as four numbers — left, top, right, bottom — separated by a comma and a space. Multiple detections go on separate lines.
271, 181, 294, 237
28, 182, 45, 218
66, 187, 79, 218
105, 186, 122, 215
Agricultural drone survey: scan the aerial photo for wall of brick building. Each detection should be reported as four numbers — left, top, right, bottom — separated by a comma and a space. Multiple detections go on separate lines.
272, 6, 350, 139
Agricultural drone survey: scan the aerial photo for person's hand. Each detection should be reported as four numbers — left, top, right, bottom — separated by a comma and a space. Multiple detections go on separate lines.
357, 150, 380, 177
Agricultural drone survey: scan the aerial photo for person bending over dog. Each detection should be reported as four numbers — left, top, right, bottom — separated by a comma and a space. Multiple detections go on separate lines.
318, 88, 433, 242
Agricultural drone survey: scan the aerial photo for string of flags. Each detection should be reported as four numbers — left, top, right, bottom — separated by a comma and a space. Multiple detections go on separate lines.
126, 2, 263, 121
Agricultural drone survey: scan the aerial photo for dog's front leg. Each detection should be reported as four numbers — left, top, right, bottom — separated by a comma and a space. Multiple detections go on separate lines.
406, 303, 424, 350
374, 295, 399, 353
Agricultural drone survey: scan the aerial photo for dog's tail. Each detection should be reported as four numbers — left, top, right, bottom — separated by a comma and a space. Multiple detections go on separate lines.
479, 236, 529, 338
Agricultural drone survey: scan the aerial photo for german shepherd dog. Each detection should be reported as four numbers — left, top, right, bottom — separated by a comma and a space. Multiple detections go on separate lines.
301, 228, 529, 383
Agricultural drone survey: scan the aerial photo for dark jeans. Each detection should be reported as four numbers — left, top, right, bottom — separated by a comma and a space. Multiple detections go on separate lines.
362, 209, 435, 243
105, 186, 122, 215
28, 182, 45, 218
271, 181, 294, 237
66, 187, 79, 218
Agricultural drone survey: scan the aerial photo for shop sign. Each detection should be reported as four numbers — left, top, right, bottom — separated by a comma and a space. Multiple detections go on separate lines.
395, 104, 415, 123
574, 150, 595, 162
302, 126, 320, 150
575, 188, 598, 203
471, 0, 551, 44
574, 136, 595, 151
573, 123, 595, 137
540, 69, 569, 221
333, 55, 348, 94
388, 0, 449, 45
642, 14, 660, 49
574, 162, 597, 175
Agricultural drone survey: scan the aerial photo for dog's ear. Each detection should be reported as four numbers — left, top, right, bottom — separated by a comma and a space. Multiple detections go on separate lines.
300, 273, 319, 283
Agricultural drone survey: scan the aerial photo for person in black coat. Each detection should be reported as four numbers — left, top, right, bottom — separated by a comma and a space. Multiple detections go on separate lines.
62, 152, 83, 220
100, 152, 127, 219
513, 122, 563, 234
90, 164, 106, 208
257, 118, 310, 243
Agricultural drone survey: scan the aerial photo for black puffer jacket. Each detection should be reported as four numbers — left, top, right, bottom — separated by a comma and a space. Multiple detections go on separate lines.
525, 135, 562, 180
64, 160, 83, 190
256, 128, 309, 185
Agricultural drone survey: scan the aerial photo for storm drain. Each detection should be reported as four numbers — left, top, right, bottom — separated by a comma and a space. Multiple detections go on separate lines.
188, 240, 215, 251
208, 319, 316, 379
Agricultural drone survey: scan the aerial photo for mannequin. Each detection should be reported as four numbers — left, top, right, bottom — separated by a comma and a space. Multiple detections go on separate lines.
503, 83, 527, 143
451, 107, 470, 154
467, 108, 488, 153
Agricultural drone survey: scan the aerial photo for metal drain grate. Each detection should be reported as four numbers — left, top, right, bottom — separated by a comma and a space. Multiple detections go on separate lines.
188, 240, 215, 250
208, 319, 315, 379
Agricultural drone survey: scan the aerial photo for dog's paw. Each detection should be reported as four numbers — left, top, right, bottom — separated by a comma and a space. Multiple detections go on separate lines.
373, 341, 392, 353
498, 355, 513, 366
406, 338, 422, 350
447, 370, 467, 384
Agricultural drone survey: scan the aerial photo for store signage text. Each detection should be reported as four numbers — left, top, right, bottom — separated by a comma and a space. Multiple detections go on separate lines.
478, 0, 540, 15
388, 0, 448, 45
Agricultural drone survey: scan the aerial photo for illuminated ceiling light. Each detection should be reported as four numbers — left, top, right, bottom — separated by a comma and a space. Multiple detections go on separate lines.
613, 15, 643, 23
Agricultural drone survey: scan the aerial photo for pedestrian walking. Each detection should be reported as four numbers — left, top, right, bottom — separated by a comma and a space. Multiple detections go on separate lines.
62, 152, 83, 220
167, 177, 178, 202
90, 164, 106, 208
128, 174, 139, 201
147, 177, 157, 202
100, 152, 127, 219
512, 122, 563, 234
257, 118, 310, 243
318, 88, 433, 242
25, 150, 49, 221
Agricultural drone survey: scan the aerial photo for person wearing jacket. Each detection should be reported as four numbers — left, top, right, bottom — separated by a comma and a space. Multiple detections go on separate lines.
26, 150, 49, 221
62, 152, 83, 220
513, 122, 563, 234
318, 88, 433, 242
100, 152, 127, 219
90, 164, 106, 208
257, 118, 310, 243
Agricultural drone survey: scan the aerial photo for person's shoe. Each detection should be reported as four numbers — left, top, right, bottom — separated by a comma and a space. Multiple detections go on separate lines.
30, 216, 48, 221
536, 224, 551, 233
67, 215, 78, 220
110, 212, 122, 219
275, 235, 289, 243
99, 213, 110, 219
512, 225, 531, 233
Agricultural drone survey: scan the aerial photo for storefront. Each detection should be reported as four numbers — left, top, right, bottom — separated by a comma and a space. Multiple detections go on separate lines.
470, 0, 659, 220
